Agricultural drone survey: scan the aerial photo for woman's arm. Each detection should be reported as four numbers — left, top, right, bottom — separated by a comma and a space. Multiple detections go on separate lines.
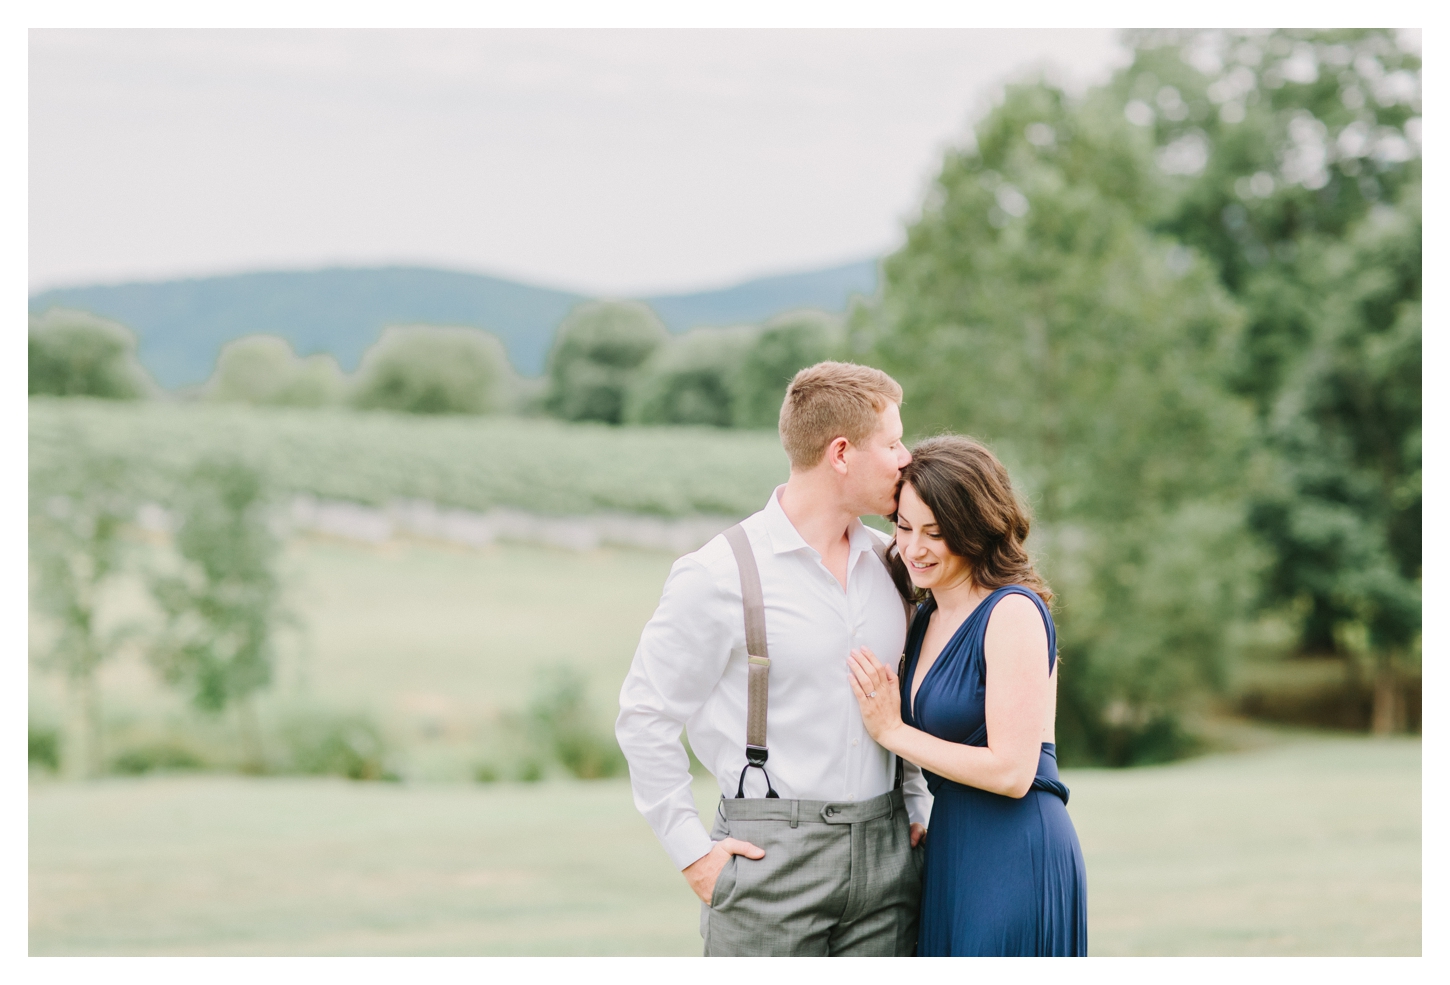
848, 593, 1050, 799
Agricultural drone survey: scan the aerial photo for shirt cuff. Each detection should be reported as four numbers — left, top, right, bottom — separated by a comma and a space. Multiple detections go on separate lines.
905, 790, 934, 828
663, 819, 716, 871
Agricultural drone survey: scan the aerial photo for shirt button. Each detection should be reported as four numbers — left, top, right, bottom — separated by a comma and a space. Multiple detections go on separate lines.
851, 739, 859, 747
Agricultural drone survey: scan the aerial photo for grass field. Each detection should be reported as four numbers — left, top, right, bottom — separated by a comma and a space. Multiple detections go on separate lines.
29, 735, 1420, 956
29, 529, 1420, 955
29, 535, 680, 780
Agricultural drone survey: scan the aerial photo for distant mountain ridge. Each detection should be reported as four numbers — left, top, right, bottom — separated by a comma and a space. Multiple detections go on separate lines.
28, 260, 879, 388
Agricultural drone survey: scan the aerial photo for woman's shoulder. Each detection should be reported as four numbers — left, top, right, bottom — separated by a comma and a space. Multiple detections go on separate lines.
986, 586, 1041, 610
982, 586, 1051, 628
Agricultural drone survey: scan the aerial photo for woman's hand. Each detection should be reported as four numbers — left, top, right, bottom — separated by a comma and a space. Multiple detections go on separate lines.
847, 646, 905, 747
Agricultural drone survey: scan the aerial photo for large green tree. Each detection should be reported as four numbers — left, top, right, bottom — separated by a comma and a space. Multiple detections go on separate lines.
1106, 30, 1421, 670
1248, 183, 1420, 730
1114, 29, 1419, 412
866, 79, 1258, 764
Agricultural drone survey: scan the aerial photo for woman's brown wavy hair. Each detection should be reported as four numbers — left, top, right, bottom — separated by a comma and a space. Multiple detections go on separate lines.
887, 434, 1053, 609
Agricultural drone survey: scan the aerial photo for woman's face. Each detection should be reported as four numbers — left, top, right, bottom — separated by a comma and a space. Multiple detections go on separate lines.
894, 482, 972, 592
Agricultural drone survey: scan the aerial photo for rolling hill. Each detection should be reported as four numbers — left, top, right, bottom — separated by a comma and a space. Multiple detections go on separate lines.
28, 260, 879, 388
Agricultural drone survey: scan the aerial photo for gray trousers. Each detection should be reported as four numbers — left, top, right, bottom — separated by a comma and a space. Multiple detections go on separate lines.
701, 787, 923, 956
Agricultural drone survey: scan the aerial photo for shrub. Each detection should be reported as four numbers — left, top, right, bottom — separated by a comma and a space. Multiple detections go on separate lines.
29, 723, 61, 771
625, 326, 756, 427
528, 665, 625, 779
545, 301, 668, 423
111, 740, 207, 775
207, 335, 346, 408
352, 325, 512, 415
29, 308, 154, 399
277, 707, 395, 781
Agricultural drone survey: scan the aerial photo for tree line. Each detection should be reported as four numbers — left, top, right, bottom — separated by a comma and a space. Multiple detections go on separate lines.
29, 300, 842, 430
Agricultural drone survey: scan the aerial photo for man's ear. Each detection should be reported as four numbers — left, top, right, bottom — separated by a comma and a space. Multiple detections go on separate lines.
827, 435, 851, 475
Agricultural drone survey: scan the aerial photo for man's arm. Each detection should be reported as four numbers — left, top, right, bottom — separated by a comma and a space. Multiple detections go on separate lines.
902, 759, 933, 845
615, 553, 740, 872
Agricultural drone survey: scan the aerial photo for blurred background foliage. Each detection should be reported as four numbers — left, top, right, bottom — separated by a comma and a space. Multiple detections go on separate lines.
29, 29, 1419, 778
29, 308, 157, 400
351, 324, 516, 415
545, 300, 669, 423
147, 459, 288, 772
206, 335, 347, 408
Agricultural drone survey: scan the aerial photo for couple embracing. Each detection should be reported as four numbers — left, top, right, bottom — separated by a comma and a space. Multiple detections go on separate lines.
616, 362, 1087, 957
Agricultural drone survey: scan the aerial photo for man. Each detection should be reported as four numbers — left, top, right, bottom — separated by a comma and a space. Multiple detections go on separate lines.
616, 361, 931, 956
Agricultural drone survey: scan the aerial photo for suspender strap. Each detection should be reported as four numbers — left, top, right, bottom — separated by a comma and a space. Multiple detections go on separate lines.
724, 526, 915, 800
724, 524, 778, 799
870, 540, 914, 625
871, 539, 914, 790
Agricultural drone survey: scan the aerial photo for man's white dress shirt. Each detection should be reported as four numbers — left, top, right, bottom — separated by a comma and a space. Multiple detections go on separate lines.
616, 486, 933, 870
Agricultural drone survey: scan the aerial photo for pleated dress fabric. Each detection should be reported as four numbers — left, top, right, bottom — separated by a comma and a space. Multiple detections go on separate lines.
903, 586, 1088, 957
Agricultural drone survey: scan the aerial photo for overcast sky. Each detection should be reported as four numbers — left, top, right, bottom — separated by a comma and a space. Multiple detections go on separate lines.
30, 29, 1128, 296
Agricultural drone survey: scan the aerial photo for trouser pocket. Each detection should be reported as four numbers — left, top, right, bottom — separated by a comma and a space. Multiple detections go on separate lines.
709, 854, 738, 909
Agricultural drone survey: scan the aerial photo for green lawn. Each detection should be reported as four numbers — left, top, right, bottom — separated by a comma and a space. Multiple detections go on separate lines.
30, 536, 681, 780
277, 537, 676, 721
29, 529, 1420, 955
29, 735, 1419, 956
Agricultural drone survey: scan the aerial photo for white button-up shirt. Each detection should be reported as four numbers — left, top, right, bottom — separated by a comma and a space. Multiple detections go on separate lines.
616, 486, 933, 870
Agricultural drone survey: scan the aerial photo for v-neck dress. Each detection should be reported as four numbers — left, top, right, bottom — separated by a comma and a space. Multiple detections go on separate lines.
902, 586, 1087, 956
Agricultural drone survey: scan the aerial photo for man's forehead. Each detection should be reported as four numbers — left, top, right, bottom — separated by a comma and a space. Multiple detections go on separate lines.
880, 402, 903, 439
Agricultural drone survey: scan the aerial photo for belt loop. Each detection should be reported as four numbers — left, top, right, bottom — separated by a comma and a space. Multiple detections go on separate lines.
790, 800, 799, 828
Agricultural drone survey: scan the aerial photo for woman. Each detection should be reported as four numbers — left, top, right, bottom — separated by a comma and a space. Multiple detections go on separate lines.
846, 435, 1087, 956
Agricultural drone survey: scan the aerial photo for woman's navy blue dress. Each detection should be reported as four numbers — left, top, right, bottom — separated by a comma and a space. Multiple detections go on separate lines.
903, 586, 1087, 956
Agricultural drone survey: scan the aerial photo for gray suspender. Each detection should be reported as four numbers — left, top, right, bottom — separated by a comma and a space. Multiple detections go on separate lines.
723, 525, 777, 798
723, 523, 914, 800
871, 540, 914, 793
871, 541, 914, 625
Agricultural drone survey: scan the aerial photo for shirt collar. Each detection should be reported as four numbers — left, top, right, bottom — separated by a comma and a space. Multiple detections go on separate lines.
763, 484, 879, 562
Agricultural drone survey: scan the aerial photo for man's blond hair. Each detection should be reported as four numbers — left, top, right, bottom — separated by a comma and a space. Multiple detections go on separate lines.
778, 361, 904, 469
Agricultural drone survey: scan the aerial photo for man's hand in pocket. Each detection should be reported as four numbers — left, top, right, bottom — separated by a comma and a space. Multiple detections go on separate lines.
682, 837, 765, 903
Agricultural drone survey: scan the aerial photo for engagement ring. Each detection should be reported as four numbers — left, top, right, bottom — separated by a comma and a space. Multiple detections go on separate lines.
867, 691, 877, 698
